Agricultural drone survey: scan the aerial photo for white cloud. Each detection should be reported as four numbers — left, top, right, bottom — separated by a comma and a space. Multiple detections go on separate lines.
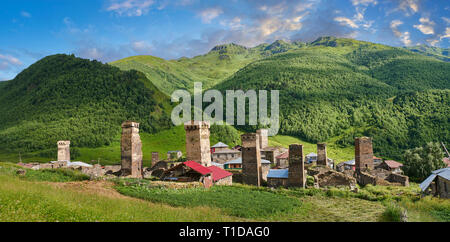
334, 17, 359, 28
199, 7, 223, 23
20, 11, 31, 18
131, 41, 153, 53
106, 0, 155, 16
400, 31, 412, 46
443, 17, 450, 25
0, 54, 22, 72
0, 54, 22, 66
390, 20, 412, 45
440, 27, 450, 40
413, 17, 435, 35
351, 0, 378, 6
398, 0, 419, 15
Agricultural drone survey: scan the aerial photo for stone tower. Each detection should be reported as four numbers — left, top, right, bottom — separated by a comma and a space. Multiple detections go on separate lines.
288, 144, 305, 188
241, 133, 261, 186
184, 121, 211, 167
317, 143, 327, 166
57, 141, 70, 162
121, 121, 143, 178
256, 129, 268, 150
151, 152, 159, 165
355, 137, 374, 171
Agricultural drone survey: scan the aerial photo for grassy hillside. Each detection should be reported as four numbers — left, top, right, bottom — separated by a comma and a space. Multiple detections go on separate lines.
1, 162, 448, 222
214, 38, 450, 159
110, 40, 304, 95
0, 54, 173, 155
404, 45, 450, 62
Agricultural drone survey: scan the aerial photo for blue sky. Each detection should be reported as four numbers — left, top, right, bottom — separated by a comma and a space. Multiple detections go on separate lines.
1, 0, 449, 80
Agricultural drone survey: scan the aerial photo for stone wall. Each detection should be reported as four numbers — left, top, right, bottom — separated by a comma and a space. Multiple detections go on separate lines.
241, 133, 261, 186
354, 170, 377, 186
355, 137, 374, 171
151, 152, 159, 165
215, 175, 233, 185
436, 177, 450, 198
121, 121, 143, 178
184, 121, 211, 167
288, 144, 305, 188
267, 178, 288, 187
317, 143, 327, 166
386, 173, 409, 186
57, 141, 70, 162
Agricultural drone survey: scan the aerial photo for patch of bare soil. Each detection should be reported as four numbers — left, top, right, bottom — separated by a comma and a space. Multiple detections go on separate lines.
49, 180, 131, 200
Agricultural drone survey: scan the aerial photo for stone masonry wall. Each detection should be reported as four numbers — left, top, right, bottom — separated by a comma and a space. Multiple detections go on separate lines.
288, 144, 305, 188
121, 121, 143, 178
317, 143, 327, 166
241, 133, 261, 186
184, 121, 211, 167
355, 137, 374, 171
57, 141, 70, 162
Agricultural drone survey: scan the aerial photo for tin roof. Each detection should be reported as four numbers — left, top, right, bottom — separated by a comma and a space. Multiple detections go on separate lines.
183, 161, 211, 175
306, 152, 317, 157
267, 169, 289, 179
224, 157, 271, 165
212, 142, 229, 148
420, 167, 450, 191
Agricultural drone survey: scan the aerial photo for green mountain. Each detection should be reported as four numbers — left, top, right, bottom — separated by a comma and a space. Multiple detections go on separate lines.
214, 38, 450, 159
110, 40, 305, 95
404, 45, 450, 62
0, 54, 173, 154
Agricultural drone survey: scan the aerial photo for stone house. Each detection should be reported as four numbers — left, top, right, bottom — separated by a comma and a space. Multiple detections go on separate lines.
275, 151, 289, 168
167, 150, 183, 160
336, 159, 355, 172
305, 152, 317, 163
223, 157, 271, 181
420, 167, 450, 199
267, 169, 289, 187
210, 142, 241, 164
261, 146, 287, 165
376, 160, 404, 174
161, 161, 232, 187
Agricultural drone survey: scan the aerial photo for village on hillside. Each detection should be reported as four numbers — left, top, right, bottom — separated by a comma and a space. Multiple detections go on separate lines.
16, 120, 450, 199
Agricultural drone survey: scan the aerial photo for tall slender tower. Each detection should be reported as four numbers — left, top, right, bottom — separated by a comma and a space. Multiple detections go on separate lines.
256, 129, 268, 150
184, 121, 211, 167
355, 137, 374, 171
241, 133, 261, 186
288, 144, 305, 188
317, 143, 327, 166
57, 141, 70, 162
121, 121, 143, 178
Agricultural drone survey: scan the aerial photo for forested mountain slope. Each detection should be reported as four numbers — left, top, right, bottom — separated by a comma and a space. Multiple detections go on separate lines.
214, 38, 450, 159
0, 54, 173, 153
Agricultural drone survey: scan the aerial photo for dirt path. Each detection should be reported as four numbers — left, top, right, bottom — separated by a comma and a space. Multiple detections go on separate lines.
49, 180, 131, 200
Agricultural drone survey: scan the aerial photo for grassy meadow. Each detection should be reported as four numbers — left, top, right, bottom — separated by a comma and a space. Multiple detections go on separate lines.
1, 162, 448, 222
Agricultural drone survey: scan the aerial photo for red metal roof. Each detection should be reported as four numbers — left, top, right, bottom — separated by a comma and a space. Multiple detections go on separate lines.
384, 160, 403, 169
208, 165, 233, 182
183, 161, 232, 181
276, 151, 288, 159
183, 161, 211, 175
